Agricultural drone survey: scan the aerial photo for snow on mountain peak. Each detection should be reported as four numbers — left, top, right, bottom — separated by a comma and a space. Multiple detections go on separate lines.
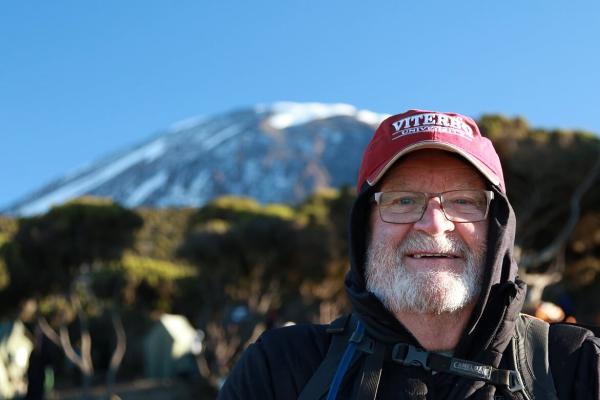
356, 110, 390, 126
262, 101, 387, 129
5, 102, 388, 216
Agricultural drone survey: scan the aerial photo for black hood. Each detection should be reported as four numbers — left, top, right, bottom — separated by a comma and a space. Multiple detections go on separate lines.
345, 181, 527, 363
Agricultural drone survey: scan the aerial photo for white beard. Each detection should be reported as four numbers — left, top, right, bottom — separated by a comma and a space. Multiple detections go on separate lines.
365, 232, 486, 315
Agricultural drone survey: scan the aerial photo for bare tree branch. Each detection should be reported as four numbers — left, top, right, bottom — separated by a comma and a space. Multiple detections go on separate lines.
38, 304, 94, 397
38, 316, 61, 347
108, 311, 127, 374
107, 310, 127, 398
520, 150, 600, 268
59, 325, 87, 373
520, 244, 567, 308
73, 296, 94, 377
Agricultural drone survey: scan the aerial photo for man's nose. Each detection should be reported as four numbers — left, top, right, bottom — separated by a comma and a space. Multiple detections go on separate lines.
413, 197, 455, 235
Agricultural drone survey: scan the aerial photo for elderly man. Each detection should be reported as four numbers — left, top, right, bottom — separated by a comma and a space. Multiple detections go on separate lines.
219, 110, 600, 399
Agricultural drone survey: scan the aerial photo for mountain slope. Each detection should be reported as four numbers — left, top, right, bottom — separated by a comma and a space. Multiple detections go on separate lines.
5, 102, 388, 215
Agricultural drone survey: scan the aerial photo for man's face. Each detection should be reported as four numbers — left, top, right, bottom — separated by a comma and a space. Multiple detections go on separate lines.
365, 150, 489, 315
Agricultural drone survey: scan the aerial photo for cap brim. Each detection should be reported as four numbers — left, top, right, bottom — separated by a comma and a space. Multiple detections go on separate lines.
366, 141, 501, 188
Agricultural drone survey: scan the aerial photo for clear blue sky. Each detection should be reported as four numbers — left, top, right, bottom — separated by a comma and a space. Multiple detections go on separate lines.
2, 1, 599, 208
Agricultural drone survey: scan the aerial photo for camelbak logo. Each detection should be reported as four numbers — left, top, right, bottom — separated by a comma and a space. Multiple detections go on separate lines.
391, 113, 474, 140
450, 360, 492, 379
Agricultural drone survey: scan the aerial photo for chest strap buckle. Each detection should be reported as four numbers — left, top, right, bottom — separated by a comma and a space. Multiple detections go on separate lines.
392, 343, 431, 370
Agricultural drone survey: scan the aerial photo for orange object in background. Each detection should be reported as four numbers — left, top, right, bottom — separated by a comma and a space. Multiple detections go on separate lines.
564, 315, 577, 323
534, 302, 565, 323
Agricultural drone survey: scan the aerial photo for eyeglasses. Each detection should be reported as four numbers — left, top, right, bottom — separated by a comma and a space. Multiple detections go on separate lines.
372, 190, 494, 224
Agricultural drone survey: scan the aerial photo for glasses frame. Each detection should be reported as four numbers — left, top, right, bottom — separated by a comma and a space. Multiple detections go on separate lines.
372, 190, 495, 224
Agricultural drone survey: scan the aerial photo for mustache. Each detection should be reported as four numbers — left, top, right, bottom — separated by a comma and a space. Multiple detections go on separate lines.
394, 232, 467, 257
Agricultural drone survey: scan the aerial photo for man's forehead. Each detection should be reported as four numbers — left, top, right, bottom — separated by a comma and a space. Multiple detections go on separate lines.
378, 150, 488, 190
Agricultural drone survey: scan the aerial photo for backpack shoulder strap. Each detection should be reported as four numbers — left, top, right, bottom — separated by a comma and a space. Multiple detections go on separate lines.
513, 313, 559, 400
298, 314, 356, 400
547, 320, 598, 399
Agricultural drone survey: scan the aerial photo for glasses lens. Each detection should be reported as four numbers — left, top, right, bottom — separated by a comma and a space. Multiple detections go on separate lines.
378, 192, 426, 223
441, 190, 489, 222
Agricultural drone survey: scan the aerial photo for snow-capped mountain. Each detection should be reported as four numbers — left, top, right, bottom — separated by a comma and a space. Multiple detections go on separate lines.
4, 102, 388, 215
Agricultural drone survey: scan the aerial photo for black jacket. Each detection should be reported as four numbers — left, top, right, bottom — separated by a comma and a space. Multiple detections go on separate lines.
219, 184, 600, 399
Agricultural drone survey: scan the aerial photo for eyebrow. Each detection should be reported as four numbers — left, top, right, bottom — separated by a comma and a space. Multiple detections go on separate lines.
380, 180, 487, 191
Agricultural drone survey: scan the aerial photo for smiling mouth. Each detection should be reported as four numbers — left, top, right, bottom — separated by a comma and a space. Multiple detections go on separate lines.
408, 253, 459, 259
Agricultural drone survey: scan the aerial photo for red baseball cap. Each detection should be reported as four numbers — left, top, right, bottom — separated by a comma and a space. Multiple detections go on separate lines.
357, 109, 505, 193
